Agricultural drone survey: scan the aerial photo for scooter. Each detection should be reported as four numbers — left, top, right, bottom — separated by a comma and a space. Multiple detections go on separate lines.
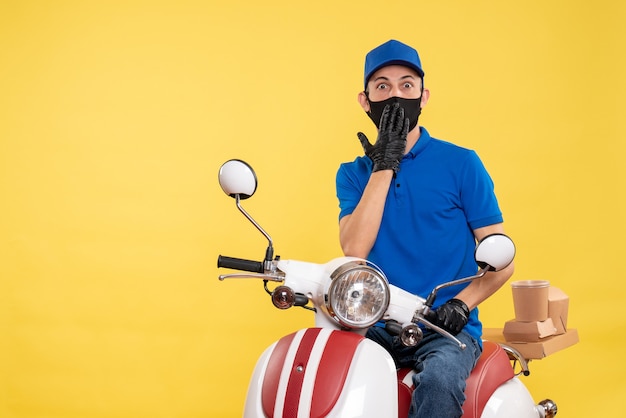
216, 159, 558, 418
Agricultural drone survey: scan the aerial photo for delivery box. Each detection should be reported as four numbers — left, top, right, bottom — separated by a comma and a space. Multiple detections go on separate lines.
548, 287, 569, 334
483, 328, 579, 360
502, 318, 557, 342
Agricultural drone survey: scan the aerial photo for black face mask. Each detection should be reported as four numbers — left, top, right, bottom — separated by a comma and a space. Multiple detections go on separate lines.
366, 96, 422, 132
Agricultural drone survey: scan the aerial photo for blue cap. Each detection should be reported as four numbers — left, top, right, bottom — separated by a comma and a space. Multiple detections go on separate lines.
364, 40, 424, 88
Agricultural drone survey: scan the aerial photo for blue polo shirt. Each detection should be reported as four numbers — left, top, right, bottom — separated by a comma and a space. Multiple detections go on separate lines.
336, 127, 503, 342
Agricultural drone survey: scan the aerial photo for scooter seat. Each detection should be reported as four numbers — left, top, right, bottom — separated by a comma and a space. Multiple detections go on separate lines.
397, 340, 514, 418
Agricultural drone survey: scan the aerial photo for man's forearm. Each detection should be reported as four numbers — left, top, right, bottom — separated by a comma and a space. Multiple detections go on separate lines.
455, 261, 514, 310
454, 223, 514, 310
339, 170, 393, 258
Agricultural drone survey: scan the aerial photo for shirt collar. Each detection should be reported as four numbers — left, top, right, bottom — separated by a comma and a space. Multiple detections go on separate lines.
404, 127, 432, 160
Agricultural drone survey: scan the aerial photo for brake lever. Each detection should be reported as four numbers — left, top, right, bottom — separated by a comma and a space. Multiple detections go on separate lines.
415, 316, 467, 350
218, 273, 285, 282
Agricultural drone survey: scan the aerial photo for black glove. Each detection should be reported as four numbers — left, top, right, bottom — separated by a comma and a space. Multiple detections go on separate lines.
427, 298, 470, 336
357, 102, 408, 173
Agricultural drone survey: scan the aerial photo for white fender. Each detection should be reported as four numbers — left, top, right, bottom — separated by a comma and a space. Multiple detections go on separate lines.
480, 377, 544, 418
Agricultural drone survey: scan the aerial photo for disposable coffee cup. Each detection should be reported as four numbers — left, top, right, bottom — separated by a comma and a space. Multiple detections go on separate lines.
511, 280, 550, 322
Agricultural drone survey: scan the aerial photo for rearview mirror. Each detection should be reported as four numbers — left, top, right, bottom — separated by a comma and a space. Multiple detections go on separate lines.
218, 159, 257, 199
475, 233, 515, 271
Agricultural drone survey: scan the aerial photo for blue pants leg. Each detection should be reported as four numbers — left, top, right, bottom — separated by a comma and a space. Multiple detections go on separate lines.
366, 327, 482, 418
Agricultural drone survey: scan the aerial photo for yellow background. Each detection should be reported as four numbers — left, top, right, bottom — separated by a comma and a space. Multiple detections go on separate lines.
1, 0, 624, 417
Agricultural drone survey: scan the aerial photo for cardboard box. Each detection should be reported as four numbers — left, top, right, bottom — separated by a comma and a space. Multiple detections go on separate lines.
503, 318, 557, 342
548, 287, 569, 334
483, 328, 579, 360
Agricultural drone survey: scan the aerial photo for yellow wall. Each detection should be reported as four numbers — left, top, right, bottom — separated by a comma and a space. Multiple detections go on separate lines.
1, 1, 624, 417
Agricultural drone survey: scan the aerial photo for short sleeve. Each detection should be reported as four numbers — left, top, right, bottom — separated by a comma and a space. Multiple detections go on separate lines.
460, 151, 503, 230
335, 159, 370, 222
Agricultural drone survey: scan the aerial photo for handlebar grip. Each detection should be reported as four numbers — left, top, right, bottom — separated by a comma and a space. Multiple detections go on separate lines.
385, 321, 403, 336
217, 255, 264, 273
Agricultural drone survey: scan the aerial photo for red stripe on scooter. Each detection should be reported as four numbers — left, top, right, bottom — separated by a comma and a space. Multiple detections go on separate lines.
311, 331, 363, 417
282, 328, 322, 418
262, 331, 296, 418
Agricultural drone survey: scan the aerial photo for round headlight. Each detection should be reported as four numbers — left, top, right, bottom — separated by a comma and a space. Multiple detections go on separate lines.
326, 261, 390, 329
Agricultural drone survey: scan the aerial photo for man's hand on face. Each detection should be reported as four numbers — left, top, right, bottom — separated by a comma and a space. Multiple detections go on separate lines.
357, 102, 408, 173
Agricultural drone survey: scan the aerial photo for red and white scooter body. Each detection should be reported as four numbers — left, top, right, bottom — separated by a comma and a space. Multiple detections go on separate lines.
244, 329, 550, 418
244, 328, 397, 418
243, 259, 549, 418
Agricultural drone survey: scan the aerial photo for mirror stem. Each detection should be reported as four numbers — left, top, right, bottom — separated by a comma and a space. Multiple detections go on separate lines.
235, 194, 275, 268
424, 267, 489, 308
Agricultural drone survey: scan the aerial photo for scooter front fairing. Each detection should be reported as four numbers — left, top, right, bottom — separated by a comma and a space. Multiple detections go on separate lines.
244, 328, 397, 418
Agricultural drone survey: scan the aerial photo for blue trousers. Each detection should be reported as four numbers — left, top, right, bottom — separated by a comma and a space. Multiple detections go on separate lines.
366, 326, 482, 418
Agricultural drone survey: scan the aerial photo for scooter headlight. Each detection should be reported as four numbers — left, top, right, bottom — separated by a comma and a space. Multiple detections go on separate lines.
326, 261, 390, 329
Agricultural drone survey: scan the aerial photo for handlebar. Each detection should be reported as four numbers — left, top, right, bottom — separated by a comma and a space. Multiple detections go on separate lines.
385, 321, 403, 336
217, 255, 264, 273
